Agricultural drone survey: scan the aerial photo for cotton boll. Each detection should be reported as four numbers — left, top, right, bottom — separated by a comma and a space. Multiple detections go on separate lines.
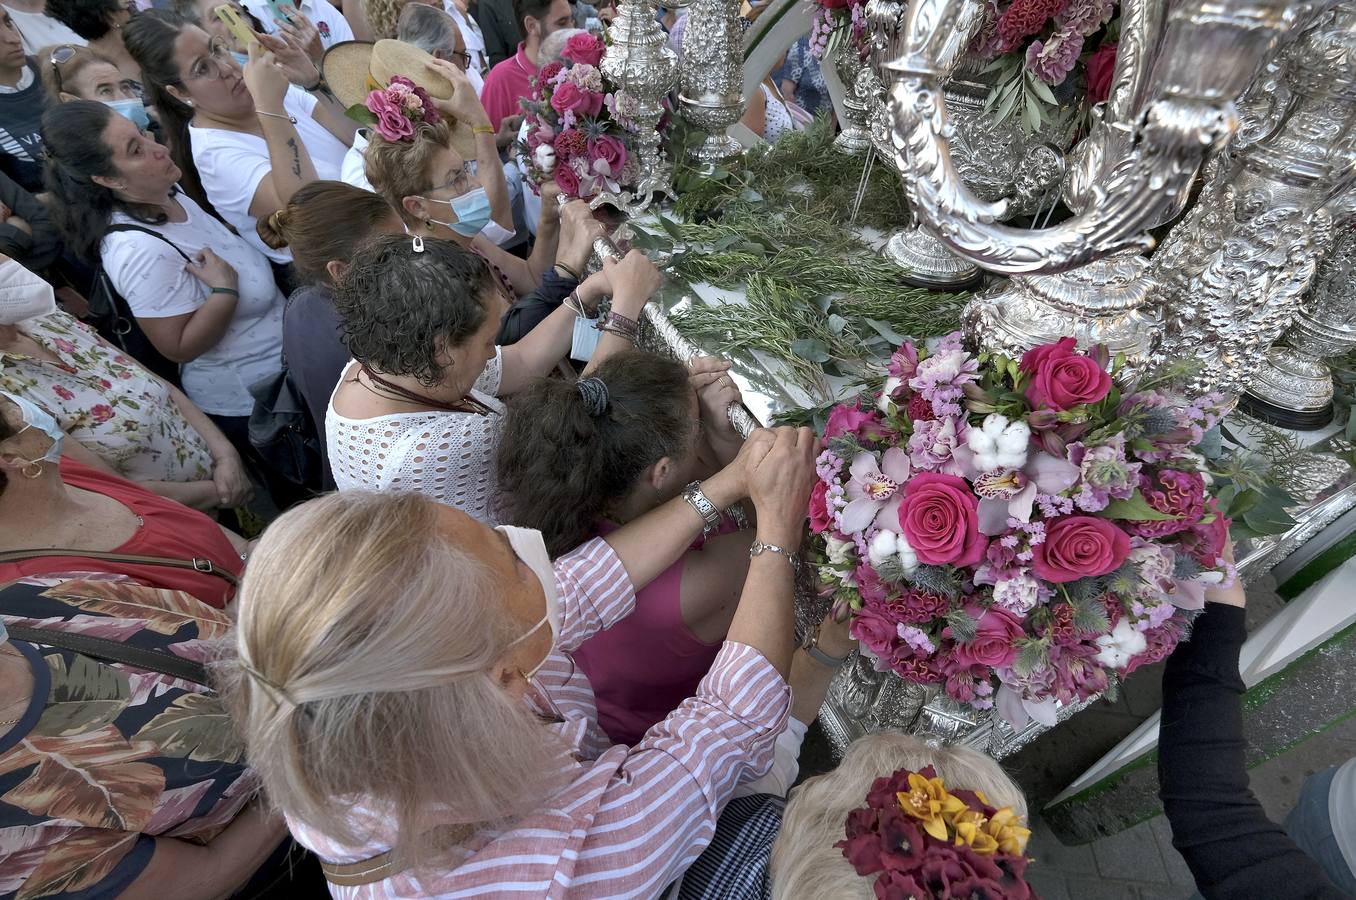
1094, 619, 1148, 670
996, 420, 1030, 453
868, 530, 900, 568
896, 534, 919, 572
533, 144, 557, 173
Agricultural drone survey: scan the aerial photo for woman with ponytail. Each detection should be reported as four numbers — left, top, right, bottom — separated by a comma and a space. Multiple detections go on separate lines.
42, 100, 285, 483
496, 349, 769, 745
255, 180, 404, 464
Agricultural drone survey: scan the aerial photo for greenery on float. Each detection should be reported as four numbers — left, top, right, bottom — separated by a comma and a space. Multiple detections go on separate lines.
634, 118, 968, 396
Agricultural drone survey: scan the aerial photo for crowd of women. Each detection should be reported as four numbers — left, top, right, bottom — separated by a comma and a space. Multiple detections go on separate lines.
0, 0, 1351, 896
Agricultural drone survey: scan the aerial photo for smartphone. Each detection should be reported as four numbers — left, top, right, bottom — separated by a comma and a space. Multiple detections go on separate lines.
214, 4, 257, 49
263, 0, 294, 25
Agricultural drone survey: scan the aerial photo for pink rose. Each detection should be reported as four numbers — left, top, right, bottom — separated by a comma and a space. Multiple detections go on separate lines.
849, 604, 899, 659
1020, 337, 1112, 411
1086, 42, 1118, 105
1032, 515, 1131, 583
563, 32, 605, 67
550, 81, 604, 118
89, 403, 115, 424
553, 163, 581, 198
366, 89, 414, 142
897, 472, 987, 568
824, 400, 878, 441
588, 135, 627, 176
946, 605, 1024, 670
809, 481, 831, 534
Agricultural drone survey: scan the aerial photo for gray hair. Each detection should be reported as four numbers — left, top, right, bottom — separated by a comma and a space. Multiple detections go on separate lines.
768, 732, 1028, 899
397, 2, 461, 58
222, 491, 571, 862
539, 26, 585, 65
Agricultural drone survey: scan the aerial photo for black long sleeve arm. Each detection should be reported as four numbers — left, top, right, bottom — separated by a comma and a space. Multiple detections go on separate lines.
496, 267, 577, 345
1158, 602, 1348, 899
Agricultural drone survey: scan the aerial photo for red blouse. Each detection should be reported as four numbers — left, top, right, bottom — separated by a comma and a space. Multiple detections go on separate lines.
0, 458, 243, 607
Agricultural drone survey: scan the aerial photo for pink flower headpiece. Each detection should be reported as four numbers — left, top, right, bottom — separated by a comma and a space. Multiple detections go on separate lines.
836, 766, 1035, 899
364, 76, 441, 142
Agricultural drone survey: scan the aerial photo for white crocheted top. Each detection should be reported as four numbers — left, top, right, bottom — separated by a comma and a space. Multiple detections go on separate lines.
326, 350, 507, 524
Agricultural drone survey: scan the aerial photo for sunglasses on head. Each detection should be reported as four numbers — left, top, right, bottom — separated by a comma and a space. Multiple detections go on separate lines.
49, 44, 79, 94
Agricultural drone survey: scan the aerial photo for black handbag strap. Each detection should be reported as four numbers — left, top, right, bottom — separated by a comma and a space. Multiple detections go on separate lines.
6, 622, 211, 686
0, 548, 239, 586
104, 223, 193, 262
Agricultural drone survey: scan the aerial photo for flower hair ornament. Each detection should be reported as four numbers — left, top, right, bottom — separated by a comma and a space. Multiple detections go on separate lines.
360, 75, 441, 142
836, 766, 1035, 899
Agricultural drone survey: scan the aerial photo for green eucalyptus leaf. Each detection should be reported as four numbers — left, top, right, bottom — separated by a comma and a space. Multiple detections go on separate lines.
827, 313, 849, 335
345, 103, 378, 126
863, 317, 905, 344
1028, 76, 1058, 106
790, 337, 831, 363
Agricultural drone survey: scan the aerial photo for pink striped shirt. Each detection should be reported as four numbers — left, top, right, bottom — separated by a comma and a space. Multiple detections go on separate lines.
288, 537, 791, 898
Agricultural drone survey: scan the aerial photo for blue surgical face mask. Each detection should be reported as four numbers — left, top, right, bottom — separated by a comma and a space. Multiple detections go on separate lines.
231, 50, 250, 66
104, 98, 150, 131
1, 390, 64, 465
425, 187, 493, 237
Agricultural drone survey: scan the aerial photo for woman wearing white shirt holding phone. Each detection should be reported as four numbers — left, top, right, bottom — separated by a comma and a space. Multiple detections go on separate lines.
124, 9, 358, 265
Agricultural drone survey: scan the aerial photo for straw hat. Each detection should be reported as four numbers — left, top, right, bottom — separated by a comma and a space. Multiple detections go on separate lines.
322, 39, 475, 157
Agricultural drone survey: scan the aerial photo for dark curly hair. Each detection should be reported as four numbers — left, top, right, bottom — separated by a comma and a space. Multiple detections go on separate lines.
495, 351, 698, 557
45, 0, 125, 40
333, 234, 495, 386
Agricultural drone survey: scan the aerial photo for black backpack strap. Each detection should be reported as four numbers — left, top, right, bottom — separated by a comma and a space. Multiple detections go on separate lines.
104, 223, 193, 262
6, 622, 211, 686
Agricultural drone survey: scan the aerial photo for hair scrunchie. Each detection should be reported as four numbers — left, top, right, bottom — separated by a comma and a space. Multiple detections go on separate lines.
576, 377, 610, 417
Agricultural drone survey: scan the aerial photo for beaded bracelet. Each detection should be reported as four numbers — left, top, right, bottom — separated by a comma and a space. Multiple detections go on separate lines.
595, 310, 640, 342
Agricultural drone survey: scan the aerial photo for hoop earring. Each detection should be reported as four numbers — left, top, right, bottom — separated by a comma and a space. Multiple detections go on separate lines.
21, 462, 42, 479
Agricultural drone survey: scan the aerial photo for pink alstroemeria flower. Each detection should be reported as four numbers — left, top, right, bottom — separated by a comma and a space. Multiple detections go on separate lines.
839, 448, 911, 534
974, 451, 1080, 535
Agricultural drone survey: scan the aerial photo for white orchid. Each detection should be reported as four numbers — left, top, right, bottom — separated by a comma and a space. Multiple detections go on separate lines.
825, 534, 855, 566
876, 376, 904, 414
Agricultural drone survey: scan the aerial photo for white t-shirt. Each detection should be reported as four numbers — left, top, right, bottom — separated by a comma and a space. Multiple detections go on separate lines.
3, 5, 84, 54
445, 3, 487, 76
100, 194, 284, 417
340, 128, 373, 193
189, 86, 349, 264
241, 0, 354, 48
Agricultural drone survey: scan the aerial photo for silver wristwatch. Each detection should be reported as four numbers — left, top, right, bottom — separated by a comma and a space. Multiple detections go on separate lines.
682, 481, 722, 535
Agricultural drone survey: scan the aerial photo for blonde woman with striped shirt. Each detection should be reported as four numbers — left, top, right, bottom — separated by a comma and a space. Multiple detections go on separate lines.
224, 425, 818, 896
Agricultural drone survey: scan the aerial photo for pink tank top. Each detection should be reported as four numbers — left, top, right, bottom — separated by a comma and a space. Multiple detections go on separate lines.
571, 520, 727, 746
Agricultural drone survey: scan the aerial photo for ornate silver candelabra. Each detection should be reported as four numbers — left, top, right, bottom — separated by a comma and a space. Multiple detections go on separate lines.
1243, 227, 1356, 428
1151, 1, 1356, 397
832, 43, 875, 154
678, 0, 745, 163
600, 0, 678, 212
883, 0, 1294, 380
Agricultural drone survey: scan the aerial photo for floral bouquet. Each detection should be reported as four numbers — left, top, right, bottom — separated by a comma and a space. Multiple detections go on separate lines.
807, 0, 869, 63
809, 333, 1235, 729
519, 31, 649, 202
972, 0, 1120, 131
838, 765, 1033, 898
348, 76, 441, 141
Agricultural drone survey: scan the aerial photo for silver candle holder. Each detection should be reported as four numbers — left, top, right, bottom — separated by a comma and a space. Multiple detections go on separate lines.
678, 0, 745, 164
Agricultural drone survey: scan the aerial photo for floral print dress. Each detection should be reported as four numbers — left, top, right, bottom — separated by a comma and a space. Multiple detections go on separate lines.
0, 576, 256, 899
0, 313, 213, 483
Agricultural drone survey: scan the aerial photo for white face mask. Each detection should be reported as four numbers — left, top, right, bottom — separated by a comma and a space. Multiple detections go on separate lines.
495, 524, 559, 678
0, 260, 56, 325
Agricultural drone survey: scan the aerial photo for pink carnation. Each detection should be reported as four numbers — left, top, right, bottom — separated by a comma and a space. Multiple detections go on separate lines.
366, 88, 415, 141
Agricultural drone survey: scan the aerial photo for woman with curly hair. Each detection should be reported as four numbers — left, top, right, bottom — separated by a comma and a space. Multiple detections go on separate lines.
325, 233, 660, 524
